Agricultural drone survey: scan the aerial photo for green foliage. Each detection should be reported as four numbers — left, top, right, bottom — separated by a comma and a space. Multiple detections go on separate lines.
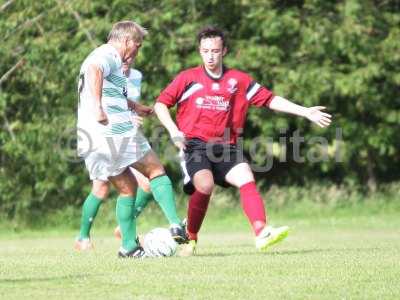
1, 0, 399, 219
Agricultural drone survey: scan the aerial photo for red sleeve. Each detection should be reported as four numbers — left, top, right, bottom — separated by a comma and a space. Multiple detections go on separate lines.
245, 77, 275, 107
157, 71, 190, 108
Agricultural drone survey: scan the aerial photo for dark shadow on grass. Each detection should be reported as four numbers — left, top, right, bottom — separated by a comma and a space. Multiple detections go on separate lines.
0, 273, 95, 284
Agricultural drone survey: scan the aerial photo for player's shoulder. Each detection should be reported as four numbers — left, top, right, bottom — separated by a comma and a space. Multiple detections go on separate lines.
225, 67, 252, 79
86, 44, 121, 66
224, 67, 253, 86
92, 44, 114, 57
176, 65, 202, 79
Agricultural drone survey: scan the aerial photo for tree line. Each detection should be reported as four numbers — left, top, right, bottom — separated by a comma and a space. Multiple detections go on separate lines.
1, 0, 399, 219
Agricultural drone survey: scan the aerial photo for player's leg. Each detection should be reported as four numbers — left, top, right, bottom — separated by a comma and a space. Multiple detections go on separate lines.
225, 162, 289, 251
130, 167, 153, 217
179, 142, 215, 256
124, 132, 154, 216
179, 149, 196, 195
179, 169, 214, 257
75, 180, 110, 251
224, 163, 265, 234
187, 169, 214, 241
109, 169, 145, 258
114, 168, 153, 239
132, 150, 186, 242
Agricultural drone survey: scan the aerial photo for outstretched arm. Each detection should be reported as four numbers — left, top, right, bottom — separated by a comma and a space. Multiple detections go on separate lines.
268, 96, 332, 128
154, 102, 186, 150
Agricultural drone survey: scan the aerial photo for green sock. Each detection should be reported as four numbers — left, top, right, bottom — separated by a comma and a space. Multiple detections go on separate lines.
79, 193, 102, 239
116, 195, 137, 251
134, 188, 153, 217
150, 175, 181, 225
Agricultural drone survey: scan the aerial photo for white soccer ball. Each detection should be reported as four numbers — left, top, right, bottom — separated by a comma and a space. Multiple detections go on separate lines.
143, 228, 177, 257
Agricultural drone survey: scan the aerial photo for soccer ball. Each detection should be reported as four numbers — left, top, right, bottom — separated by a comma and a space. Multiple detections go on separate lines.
143, 228, 177, 257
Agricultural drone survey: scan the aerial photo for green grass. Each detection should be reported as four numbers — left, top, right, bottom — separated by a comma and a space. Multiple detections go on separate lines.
0, 214, 399, 300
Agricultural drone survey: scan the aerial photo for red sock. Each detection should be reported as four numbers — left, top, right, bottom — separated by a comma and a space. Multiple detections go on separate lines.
187, 190, 211, 241
239, 182, 267, 236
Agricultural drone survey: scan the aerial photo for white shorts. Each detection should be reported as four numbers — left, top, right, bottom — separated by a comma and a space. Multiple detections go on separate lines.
82, 131, 151, 181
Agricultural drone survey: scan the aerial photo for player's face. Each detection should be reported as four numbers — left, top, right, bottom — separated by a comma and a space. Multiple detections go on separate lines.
199, 37, 227, 73
123, 38, 142, 62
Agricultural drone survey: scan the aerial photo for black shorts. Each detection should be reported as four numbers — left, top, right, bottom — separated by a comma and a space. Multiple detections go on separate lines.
181, 138, 246, 194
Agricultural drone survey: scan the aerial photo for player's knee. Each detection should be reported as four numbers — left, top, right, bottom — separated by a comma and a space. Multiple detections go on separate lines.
226, 163, 255, 188
93, 188, 108, 199
92, 182, 110, 199
115, 182, 136, 196
145, 164, 165, 180
117, 186, 135, 196
194, 179, 214, 195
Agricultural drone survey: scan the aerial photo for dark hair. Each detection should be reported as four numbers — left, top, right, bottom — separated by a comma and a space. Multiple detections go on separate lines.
197, 26, 227, 48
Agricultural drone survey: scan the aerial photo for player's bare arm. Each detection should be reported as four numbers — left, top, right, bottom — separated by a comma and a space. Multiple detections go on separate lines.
268, 95, 332, 128
87, 64, 108, 125
154, 102, 186, 150
127, 101, 154, 117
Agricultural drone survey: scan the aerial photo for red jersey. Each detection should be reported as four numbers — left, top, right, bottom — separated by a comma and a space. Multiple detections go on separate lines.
157, 65, 274, 144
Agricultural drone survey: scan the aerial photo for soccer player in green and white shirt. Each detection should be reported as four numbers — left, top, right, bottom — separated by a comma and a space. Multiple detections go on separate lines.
75, 21, 187, 258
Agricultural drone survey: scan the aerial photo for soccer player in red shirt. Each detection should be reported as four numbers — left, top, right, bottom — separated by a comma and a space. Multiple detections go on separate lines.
154, 26, 332, 255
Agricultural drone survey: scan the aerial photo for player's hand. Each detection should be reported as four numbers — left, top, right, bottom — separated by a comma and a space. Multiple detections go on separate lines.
95, 106, 108, 125
133, 103, 154, 117
131, 115, 144, 127
305, 106, 332, 128
170, 130, 186, 150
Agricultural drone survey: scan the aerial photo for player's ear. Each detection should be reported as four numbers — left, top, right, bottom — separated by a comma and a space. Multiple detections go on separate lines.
222, 47, 228, 56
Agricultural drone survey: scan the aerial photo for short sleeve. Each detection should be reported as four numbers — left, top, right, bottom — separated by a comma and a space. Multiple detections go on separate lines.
86, 46, 121, 77
157, 71, 190, 108
96, 53, 120, 77
245, 78, 274, 107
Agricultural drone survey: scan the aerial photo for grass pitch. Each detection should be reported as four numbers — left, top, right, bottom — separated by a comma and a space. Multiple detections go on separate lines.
0, 215, 399, 300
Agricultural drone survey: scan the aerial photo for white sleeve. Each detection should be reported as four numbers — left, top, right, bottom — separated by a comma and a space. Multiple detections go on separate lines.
85, 47, 120, 77
94, 53, 120, 77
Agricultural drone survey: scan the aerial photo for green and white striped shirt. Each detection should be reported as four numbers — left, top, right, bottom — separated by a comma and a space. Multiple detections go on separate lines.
77, 44, 137, 150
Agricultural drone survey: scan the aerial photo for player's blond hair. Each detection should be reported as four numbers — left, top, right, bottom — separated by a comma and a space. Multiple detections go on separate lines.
107, 21, 148, 43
